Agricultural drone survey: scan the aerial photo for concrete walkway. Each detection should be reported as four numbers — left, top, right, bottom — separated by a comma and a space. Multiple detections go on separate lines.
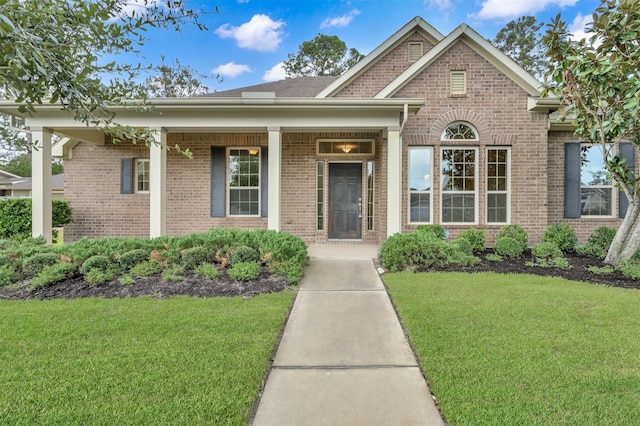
251, 255, 444, 425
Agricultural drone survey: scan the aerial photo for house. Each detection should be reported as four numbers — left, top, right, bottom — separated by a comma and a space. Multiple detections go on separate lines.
0, 171, 64, 199
0, 17, 632, 245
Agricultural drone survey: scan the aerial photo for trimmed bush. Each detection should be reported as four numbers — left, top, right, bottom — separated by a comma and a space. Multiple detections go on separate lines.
163, 265, 184, 282
495, 236, 526, 258
416, 224, 447, 240
195, 263, 221, 280
542, 224, 577, 252
458, 228, 486, 252
452, 237, 473, 256
84, 268, 118, 284
0, 265, 18, 286
232, 245, 260, 264
129, 261, 164, 277
576, 226, 617, 258
80, 255, 113, 275
22, 253, 60, 277
228, 262, 261, 281
618, 260, 640, 279
496, 224, 528, 248
181, 246, 212, 270
532, 242, 563, 260
29, 263, 76, 290
0, 198, 73, 240
118, 249, 149, 270
0, 254, 13, 268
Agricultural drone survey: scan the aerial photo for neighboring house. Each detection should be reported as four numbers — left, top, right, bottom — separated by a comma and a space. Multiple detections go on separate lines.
0, 170, 64, 199
0, 17, 633, 245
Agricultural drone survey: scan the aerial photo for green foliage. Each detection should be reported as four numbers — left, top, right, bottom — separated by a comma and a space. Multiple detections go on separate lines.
79, 255, 113, 275
0, 199, 73, 240
29, 262, 76, 290
532, 242, 563, 260
118, 274, 135, 286
283, 33, 364, 77
416, 224, 447, 240
380, 231, 478, 272
84, 268, 117, 284
542, 224, 577, 252
21, 252, 60, 276
493, 16, 546, 77
0, 254, 13, 267
588, 265, 615, 274
163, 265, 184, 282
0, 153, 64, 177
0, 239, 13, 251
143, 58, 210, 98
485, 253, 503, 262
457, 228, 486, 252
618, 260, 640, 279
228, 262, 261, 281
118, 249, 149, 270
270, 261, 305, 283
494, 236, 525, 258
232, 245, 260, 265
576, 227, 617, 258
181, 246, 213, 270
129, 261, 163, 277
451, 238, 473, 256
195, 263, 221, 280
0, 265, 18, 286
496, 224, 528, 248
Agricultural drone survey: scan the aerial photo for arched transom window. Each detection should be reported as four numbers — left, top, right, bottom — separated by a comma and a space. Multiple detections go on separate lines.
441, 122, 478, 141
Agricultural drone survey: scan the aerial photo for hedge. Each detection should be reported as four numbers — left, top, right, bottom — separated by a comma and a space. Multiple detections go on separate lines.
0, 198, 73, 240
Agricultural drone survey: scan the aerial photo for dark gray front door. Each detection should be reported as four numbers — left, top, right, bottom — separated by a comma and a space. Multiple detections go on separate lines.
329, 163, 362, 239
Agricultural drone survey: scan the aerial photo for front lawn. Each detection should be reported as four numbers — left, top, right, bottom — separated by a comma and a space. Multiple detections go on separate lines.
0, 292, 295, 424
385, 272, 640, 425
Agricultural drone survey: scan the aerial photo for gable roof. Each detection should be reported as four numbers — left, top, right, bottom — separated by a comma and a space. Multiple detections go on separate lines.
375, 23, 543, 98
316, 16, 444, 98
0, 169, 21, 179
202, 76, 339, 98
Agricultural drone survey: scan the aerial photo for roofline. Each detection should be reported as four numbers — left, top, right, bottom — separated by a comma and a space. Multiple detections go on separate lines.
375, 24, 543, 99
316, 16, 445, 98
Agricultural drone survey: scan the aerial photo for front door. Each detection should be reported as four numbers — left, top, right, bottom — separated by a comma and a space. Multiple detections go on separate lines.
329, 163, 362, 239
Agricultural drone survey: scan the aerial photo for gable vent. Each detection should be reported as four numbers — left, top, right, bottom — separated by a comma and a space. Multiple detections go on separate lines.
408, 42, 423, 62
450, 71, 467, 95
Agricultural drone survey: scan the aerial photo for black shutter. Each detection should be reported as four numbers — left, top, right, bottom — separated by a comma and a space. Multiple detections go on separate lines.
120, 158, 134, 194
261, 148, 268, 217
619, 142, 635, 218
564, 143, 581, 218
211, 147, 226, 217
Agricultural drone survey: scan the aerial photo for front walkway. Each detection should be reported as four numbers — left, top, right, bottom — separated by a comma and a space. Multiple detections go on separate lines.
251, 253, 444, 425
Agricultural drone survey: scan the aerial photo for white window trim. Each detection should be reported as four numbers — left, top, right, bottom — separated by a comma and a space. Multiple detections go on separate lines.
450, 71, 467, 95
408, 146, 433, 224
486, 147, 511, 224
441, 121, 479, 141
440, 147, 478, 225
226, 147, 261, 217
580, 143, 616, 218
135, 158, 150, 194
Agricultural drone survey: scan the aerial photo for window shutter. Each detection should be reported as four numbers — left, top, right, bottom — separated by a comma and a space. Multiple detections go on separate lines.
564, 143, 581, 218
408, 42, 423, 62
450, 71, 466, 95
261, 148, 268, 217
619, 142, 635, 218
120, 158, 134, 194
210, 147, 226, 217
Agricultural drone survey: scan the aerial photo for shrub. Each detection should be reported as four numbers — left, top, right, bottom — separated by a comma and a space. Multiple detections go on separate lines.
416, 224, 447, 240
22, 253, 60, 277
181, 246, 212, 270
451, 238, 473, 256
485, 253, 503, 262
163, 265, 184, 282
542, 224, 577, 252
577, 226, 617, 258
195, 263, 221, 280
29, 263, 76, 290
119, 275, 136, 286
618, 260, 640, 279
0, 254, 13, 268
232, 245, 260, 264
228, 262, 261, 281
269, 260, 305, 283
495, 236, 526, 258
532, 242, 563, 260
457, 228, 486, 252
496, 224, 528, 248
0, 198, 73, 240
0, 239, 13, 251
84, 268, 117, 284
129, 261, 163, 277
0, 265, 18, 286
257, 230, 308, 265
118, 249, 149, 270
79, 255, 113, 275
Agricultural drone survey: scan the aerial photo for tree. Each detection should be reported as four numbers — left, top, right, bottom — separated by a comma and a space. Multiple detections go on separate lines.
543, 0, 640, 265
143, 58, 211, 98
493, 16, 547, 78
0, 153, 64, 177
283, 34, 364, 77
0, 0, 208, 149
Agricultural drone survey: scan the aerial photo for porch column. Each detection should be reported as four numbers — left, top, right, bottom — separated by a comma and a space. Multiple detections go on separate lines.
387, 127, 402, 236
267, 126, 281, 231
149, 128, 167, 238
31, 127, 53, 244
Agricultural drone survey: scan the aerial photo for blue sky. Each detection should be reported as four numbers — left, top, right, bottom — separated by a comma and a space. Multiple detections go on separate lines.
134, 0, 602, 92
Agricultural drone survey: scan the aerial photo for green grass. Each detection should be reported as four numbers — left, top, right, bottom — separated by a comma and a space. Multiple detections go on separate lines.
0, 292, 295, 425
385, 272, 640, 426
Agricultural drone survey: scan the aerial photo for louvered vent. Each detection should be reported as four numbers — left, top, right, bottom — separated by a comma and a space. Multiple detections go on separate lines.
408, 42, 423, 62
450, 71, 467, 95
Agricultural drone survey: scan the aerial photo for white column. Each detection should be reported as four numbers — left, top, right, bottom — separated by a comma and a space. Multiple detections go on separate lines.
149, 128, 167, 238
387, 127, 402, 237
31, 127, 53, 243
267, 127, 281, 231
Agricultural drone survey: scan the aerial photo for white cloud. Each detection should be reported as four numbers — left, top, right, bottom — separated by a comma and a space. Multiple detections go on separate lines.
320, 9, 361, 29
262, 62, 286, 82
108, 0, 164, 20
212, 62, 252, 78
237, 0, 249, 3
568, 13, 592, 41
424, 0, 453, 12
215, 14, 285, 52
472, 0, 578, 20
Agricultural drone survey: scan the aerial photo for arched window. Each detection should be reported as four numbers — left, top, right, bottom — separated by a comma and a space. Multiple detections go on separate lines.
441, 122, 478, 141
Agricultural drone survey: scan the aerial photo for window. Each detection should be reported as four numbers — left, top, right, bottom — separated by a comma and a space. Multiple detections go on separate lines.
441, 148, 477, 223
450, 71, 467, 95
408, 42, 423, 62
367, 161, 374, 230
228, 148, 260, 216
317, 139, 374, 155
581, 144, 613, 216
409, 147, 432, 223
136, 159, 149, 193
317, 161, 324, 230
441, 122, 478, 141
487, 148, 510, 223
